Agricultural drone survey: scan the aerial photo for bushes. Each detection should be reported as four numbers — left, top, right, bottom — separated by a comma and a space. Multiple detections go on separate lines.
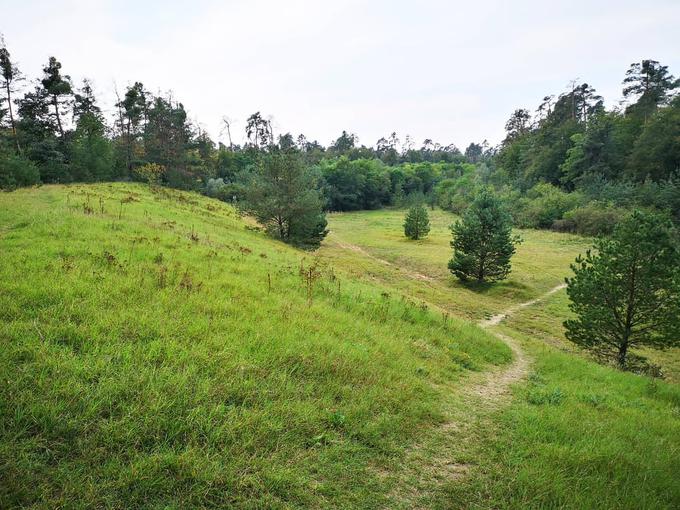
133, 162, 165, 184
553, 202, 628, 236
513, 183, 583, 229
0, 151, 41, 189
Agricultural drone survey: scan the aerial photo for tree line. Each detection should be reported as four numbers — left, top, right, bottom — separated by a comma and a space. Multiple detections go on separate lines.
1, 37, 679, 245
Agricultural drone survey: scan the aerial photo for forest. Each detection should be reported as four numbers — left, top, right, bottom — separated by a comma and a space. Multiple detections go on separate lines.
2, 38, 678, 244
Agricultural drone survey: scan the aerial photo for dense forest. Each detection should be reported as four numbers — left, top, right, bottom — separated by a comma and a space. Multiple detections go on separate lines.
1, 37, 679, 241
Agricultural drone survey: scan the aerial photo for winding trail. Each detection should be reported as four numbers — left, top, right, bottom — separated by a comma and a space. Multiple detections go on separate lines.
333, 237, 566, 400
332, 236, 569, 507
467, 283, 567, 402
382, 282, 569, 508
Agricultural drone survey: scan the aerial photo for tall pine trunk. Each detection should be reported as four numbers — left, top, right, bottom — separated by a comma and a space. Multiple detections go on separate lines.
53, 94, 64, 137
4, 82, 20, 153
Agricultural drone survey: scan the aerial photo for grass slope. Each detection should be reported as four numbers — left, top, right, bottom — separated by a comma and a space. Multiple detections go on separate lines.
444, 322, 680, 509
322, 208, 680, 509
0, 184, 509, 509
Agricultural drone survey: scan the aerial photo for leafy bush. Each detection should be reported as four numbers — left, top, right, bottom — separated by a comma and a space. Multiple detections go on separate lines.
204, 177, 233, 201
514, 183, 583, 228
133, 162, 165, 184
553, 202, 628, 236
0, 151, 41, 189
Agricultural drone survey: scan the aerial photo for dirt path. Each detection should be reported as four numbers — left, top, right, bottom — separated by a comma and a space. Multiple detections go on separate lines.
334, 241, 435, 282
331, 236, 570, 505
465, 283, 567, 402
383, 283, 568, 508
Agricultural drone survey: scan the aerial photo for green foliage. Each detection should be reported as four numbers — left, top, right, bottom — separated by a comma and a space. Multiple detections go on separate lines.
0, 149, 40, 189
144, 96, 190, 180
70, 112, 113, 181
434, 163, 480, 213
403, 204, 430, 240
565, 210, 680, 367
320, 157, 391, 211
449, 190, 521, 283
512, 183, 583, 229
554, 202, 628, 236
40, 57, 71, 137
133, 162, 165, 184
625, 96, 680, 182
246, 150, 328, 249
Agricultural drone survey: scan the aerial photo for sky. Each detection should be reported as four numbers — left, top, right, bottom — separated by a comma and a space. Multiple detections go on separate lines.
2, 0, 679, 150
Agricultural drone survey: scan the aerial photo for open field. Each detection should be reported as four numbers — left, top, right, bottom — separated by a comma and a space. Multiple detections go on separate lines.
321, 208, 591, 321
1, 188, 679, 508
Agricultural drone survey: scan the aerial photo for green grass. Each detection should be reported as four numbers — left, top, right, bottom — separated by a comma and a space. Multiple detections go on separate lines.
0, 184, 510, 509
443, 325, 680, 509
322, 207, 680, 509
322, 208, 591, 321
2, 191, 679, 508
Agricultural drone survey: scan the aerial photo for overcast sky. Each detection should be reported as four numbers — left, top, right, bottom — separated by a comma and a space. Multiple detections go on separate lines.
3, 0, 679, 149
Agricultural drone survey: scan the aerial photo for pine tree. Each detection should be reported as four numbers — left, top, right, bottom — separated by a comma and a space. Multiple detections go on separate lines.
245, 149, 328, 249
449, 190, 520, 283
0, 38, 23, 153
403, 204, 430, 240
564, 210, 680, 368
40, 57, 72, 138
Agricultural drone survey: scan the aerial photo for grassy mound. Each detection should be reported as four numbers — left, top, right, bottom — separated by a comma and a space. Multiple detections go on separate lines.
0, 183, 509, 508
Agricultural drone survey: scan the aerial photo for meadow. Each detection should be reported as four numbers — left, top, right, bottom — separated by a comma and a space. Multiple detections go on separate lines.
321, 208, 590, 321
1, 186, 679, 509
0, 183, 510, 509
321, 207, 680, 509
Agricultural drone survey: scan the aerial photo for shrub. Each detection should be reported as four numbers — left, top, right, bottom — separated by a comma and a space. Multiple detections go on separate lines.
515, 183, 583, 229
205, 178, 231, 201
0, 151, 41, 189
133, 163, 165, 184
555, 202, 629, 236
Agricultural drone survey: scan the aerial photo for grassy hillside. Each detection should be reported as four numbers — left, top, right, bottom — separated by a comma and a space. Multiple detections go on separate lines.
2, 189, 679, 509
0, 183, 511, 509
444, 321, 680, 509
322, 208, 680, 509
